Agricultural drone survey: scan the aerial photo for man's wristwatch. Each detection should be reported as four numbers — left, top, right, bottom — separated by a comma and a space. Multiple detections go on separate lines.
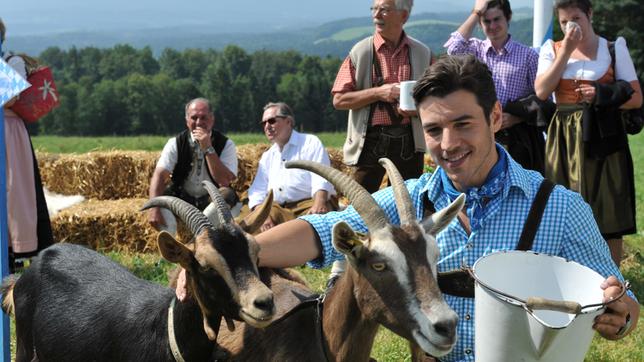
205, 146, 216, 155
616, 312, 632, 337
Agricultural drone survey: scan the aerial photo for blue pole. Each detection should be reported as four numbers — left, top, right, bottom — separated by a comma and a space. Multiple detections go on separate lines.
0, 37, 12, 362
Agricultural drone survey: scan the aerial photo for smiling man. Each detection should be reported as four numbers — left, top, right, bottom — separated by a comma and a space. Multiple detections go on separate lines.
332, 0, 432, 194
245, 56, 639, 361
147, 97, 238, 234
444, 0, 545, 173
246, 102, 336, 232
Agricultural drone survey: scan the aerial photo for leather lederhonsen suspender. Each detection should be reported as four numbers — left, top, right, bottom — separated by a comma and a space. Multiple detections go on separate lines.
429, 179, 555, 298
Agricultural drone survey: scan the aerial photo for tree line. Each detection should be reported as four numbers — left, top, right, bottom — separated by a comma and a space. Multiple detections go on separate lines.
34, 45, 347, 136
27, 0, 643, 136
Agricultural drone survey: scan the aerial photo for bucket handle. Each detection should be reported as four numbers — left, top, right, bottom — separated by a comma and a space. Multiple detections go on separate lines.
468, 267, 631, 315
525, 297, 581, 314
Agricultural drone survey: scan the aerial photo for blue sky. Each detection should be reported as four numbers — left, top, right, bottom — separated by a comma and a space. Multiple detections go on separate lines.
3, 0, 536, 35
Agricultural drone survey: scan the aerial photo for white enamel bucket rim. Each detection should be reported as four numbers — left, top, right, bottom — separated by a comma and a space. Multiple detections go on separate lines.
471, 251, 615, 322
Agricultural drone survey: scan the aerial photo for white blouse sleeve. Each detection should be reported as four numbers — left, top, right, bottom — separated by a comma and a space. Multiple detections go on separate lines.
536, 39, 556, 76
614, 37, 638, 82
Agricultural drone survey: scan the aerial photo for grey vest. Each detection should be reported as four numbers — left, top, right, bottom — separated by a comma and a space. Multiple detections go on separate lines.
342, 35, 431, 166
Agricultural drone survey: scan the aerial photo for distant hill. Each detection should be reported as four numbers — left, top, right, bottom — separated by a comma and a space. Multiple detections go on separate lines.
9, 9, 535, 59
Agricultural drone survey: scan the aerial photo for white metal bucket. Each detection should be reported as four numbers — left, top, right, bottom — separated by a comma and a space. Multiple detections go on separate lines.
472, 251, 607, 362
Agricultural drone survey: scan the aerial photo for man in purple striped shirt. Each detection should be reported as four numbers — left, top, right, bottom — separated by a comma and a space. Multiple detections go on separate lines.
444, 0, 545, 173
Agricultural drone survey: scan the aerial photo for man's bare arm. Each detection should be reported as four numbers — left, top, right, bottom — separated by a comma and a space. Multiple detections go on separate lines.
256, 219, 322, 268
148, 167, 171, 229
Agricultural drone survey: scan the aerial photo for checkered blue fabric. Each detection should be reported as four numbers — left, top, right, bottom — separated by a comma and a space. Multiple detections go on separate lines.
444, 32, 539, 107
301, 146, 635, 362
0, 57, 30, 106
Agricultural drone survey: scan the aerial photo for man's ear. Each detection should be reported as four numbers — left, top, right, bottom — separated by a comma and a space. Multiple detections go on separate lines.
158, 231, 193, 268
491, 101, 503, 133
402, 9, 410, 24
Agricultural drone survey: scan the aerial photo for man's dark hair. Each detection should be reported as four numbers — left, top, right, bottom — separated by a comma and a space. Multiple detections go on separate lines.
412, 55, 498, 122
554, 0, 592, 17
486, 0, 513, 22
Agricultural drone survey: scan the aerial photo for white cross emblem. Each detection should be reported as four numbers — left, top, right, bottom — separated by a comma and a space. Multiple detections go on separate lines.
38, 79, 58, 102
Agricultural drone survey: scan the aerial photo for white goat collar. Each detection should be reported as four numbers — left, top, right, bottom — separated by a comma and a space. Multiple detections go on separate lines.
168, 297, 186, 362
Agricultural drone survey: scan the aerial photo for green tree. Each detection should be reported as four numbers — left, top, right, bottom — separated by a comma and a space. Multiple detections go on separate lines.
592, 0, 643, 80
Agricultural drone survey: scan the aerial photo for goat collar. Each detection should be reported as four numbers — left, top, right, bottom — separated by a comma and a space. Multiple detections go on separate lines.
168, 297, 187, 362
316, 293, 332, 362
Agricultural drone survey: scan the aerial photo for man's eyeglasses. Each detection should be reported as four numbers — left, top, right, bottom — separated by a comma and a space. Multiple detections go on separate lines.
370, 6, 397, 16
260, 116, 285, 126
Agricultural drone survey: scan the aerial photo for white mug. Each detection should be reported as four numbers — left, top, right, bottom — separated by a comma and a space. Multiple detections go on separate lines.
399, 80, 417, 111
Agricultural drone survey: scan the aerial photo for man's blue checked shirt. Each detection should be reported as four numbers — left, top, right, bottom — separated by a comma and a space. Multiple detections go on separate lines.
300, 146, 635, 362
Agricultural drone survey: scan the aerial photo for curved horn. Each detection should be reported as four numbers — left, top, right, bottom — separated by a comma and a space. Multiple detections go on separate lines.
238, 189, 274, 233
285, 160, 388, 231
379, 158, 415, 225
141, 196, 212, 237
201, 181, 234, 229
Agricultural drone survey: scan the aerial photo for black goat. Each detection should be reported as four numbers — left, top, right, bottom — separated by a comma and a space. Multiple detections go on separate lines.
1, 181, 275, 362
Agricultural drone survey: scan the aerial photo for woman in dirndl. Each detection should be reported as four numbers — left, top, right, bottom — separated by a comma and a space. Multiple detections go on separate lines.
535, 0, 642, 266
1, 18, 53, 271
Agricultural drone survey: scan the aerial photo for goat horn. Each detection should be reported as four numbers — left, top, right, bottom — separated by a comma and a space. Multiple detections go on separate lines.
285, 160, 388, 231
141, 196, 212, 237
378, 158, 416, 225
201, 181, 233, 228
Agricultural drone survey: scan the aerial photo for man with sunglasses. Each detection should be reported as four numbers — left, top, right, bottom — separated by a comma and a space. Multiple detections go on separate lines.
246, 102, 336, 232
147, 97, 239, 234
332, 0, 432, 194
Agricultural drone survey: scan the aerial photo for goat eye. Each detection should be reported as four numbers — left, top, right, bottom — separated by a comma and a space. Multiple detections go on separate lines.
371, 263, 386, 272
198, 265, 212, 273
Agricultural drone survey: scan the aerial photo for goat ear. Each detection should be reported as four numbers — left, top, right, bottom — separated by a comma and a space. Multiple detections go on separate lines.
421, 193, 465, 235
332, 221, 366, 260
158, 231, 193, 267
237, 190, 273, 234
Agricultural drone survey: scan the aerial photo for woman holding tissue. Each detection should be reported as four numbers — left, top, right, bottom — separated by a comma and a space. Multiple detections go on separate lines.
535, 0, 642, 266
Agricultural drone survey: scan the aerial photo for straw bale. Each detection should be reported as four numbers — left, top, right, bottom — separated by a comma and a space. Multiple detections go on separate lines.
50, 198, 159, 253
232, 144, 270, 201
37, 151, 158, 200
37, 144, 423, 202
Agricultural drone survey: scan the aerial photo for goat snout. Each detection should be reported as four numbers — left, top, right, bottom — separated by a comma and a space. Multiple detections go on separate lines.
433, 315, 457, 342
239, 287, 275, 328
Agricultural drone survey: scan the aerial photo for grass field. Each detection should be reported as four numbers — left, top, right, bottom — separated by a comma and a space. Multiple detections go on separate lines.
23, 132, 644, 361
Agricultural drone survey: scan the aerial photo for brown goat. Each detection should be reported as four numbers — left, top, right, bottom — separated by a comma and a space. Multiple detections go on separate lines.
216, 158, 464, 361
1, 181, 275, 362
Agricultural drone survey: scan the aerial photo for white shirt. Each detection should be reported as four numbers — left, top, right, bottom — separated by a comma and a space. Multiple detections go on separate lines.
156, 133, 238, 198
537, 37, 637, 82
248, 130, 335, 209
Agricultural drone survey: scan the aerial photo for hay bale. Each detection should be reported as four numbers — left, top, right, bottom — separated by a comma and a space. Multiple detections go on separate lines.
51, 198, 158, 253
37, 145, 431, 202
232, 144, 270, 201
38, 151, 158, 200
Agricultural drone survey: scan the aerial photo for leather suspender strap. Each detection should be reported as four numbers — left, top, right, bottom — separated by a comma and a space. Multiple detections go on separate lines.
429, 178, 556, 298
516, 179, 555, 251
371, 45, 403, 124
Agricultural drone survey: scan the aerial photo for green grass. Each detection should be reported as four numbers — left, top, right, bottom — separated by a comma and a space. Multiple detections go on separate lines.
31, 132, 347, 153
18, 132, 644, 360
